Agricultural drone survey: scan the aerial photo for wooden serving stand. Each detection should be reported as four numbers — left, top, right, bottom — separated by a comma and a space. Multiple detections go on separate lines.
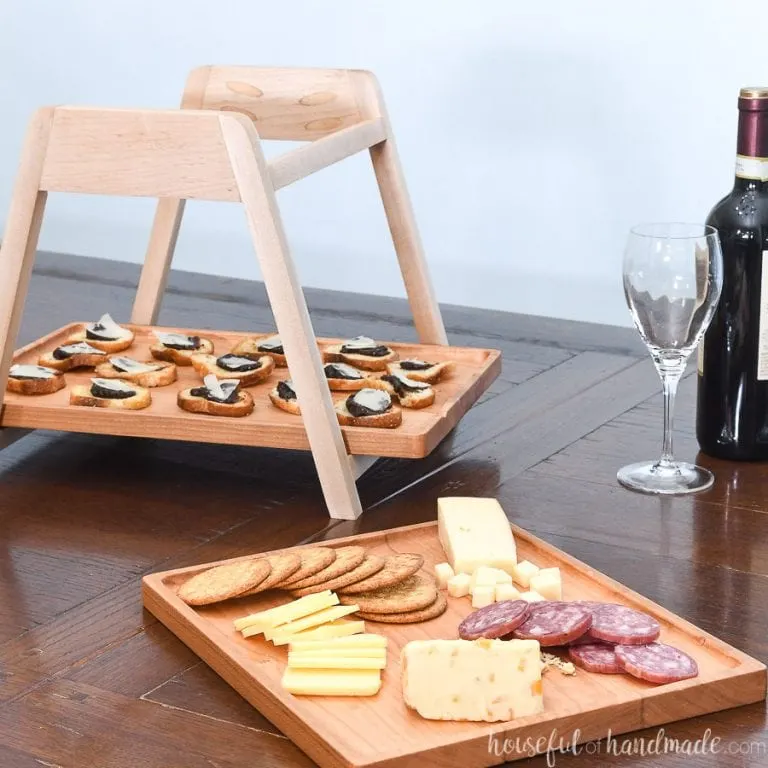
0, 67, 496, 520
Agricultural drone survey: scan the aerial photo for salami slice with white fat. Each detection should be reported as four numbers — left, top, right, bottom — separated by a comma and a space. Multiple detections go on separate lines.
512, 601, 592, 646
458, 600, 530, 640
615, 642, 698, 684
573, 601, 660, 645
568, 642, 623, 674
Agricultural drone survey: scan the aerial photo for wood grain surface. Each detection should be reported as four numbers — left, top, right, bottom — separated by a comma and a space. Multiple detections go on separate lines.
0, 252, 766, 767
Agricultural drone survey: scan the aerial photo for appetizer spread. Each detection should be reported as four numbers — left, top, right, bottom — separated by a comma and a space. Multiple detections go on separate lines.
150, 331, 214, 365
335, 388, 403, 428
94, 356, 177, 387
67, 313, 134, 352
6, 364, 65, 395
231, 334, 288, 367
70, 377, 151, 409
178, 374, 255, 417
190, 353, 274, 386
324, 336, 398, 371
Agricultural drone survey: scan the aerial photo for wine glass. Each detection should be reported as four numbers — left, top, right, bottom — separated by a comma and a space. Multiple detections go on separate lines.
618, 223, 723, 495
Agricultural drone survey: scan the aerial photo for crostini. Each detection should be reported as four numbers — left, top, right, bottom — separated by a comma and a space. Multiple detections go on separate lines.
177, 374, 254, 417
150, 331, 215, 366
67, 313, 134, 353
323, 335, 398, 372
70, 378, 151, 410
94, 356, 177, 387
335, 388, 402, 428
190, 353, 274, 386
6, 364, 66, 395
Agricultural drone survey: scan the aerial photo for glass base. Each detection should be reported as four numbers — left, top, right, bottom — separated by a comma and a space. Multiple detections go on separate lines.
617, 460, 714, 495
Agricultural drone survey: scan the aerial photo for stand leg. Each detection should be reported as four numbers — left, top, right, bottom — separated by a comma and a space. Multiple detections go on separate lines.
220, 115, 363, 520
0, 109, 52, 399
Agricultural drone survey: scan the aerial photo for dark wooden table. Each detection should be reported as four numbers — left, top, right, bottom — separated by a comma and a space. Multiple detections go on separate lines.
0, 253, 766, 768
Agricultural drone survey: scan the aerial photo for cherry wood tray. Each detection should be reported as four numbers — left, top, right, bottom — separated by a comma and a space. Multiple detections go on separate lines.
1, 323, 500, 458
142, 521, 766, 768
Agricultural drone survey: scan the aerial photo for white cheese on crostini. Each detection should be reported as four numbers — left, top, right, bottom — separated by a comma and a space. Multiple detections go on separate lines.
388, 372, 429, 390
87, 313, 130, 339
154, 331, 196, 347
58, 342, 105, 355
341, 336, 377, 349
217, 354, 259, 371
9, 364, 57, 379
349, 388, 391, 413
90, 378, 135, 393
325, 363, 364, 379
203, 374, 239, 403
257, 335, 282, 350
109, 357, 159, 374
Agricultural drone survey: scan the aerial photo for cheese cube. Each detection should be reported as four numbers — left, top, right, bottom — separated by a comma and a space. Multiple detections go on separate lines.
529, 568, 562, 601
282, 668, 381, 696
401, 638, 543, 721
272, 619, 365, 646
472, 585, 495, 608
447, 573, 472, 598
520, 590, 546, 602
470, 566, 499, 591
512, 560, 540, 589
233, 590, 338, 633
437, 498, 517, 575
289, 634, 387, 653
495, 583, 521, 602
434, 562, 455, 589
261, 604, 360, 641
491, 568, 513, 585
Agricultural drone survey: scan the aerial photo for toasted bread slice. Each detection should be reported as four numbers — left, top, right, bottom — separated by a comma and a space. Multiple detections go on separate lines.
67, 314, 134, 352
324, 345, 398, 372
39, 343, 108, 371
323, 362, 379, 391
150, 336, 214, 366
231, 334, 288, 367
269, 380, 301, 415
6, 364, 66, 395
94, 357, 177, 387
70, 379, 151, 410
386, 360, 453, 383
178, 376, 254, 417
335, 389, 403, 428
190, 353, 274, 386
375, 374, 435, 409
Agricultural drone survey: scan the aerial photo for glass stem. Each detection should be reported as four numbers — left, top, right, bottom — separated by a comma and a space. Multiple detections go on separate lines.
659, 366, 682, 467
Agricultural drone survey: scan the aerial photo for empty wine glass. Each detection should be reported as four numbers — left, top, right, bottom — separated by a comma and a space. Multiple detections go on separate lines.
618, 223, 723, 494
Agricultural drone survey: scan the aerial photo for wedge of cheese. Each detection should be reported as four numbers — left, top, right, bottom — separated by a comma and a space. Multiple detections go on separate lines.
401, 638, 543, 722
271, 619, 365, 646
282, 668, 381, 697
260, 604, 360, 641
233, 591, 338, 633
288, 634, 387, 653
438, 497, 517, 575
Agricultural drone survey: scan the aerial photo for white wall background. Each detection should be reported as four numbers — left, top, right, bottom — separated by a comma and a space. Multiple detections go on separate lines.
0, 0, 764, 326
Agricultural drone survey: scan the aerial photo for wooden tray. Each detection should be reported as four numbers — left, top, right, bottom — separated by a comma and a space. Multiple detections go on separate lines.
142, 521, 767, 768
1, 323, 500, 458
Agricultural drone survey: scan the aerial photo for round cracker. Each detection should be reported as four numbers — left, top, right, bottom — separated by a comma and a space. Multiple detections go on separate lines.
241, 553, 302, 595
284, 546, 367, 590
337, 553, 424, 595
290, 555, 386, 597
358, 592, 448, 624
178, 559, 271, 606
274, 547, 337, 588
338, 572, 437, 614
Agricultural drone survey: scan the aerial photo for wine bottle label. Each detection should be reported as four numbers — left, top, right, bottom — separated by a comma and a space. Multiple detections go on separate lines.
759, 251, 768, 380
736, 155, 768, 181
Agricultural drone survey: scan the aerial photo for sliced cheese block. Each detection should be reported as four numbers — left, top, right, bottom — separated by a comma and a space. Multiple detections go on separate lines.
233, 591, 337, 633
529, 567, 562, 601
401, 638, 543, 721
437, 497, 517, 575
288, 634, 387, 653
512, 560, 540, 589
272, 619, 365, 646
287, 647, 387, 660
287, 655, 387, 670
281, 668, 381, 697
261, 604, 360, 641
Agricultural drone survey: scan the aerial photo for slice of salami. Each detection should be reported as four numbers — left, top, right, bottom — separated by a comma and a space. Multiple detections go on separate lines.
568, 643, 623, 674
512, 601, 592, 646
615, 643, 698, 684
458, 600, 530, 640
573, 602, 660, 645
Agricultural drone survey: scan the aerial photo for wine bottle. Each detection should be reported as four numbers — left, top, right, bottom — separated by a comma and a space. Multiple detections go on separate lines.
697, 87, 768, 459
